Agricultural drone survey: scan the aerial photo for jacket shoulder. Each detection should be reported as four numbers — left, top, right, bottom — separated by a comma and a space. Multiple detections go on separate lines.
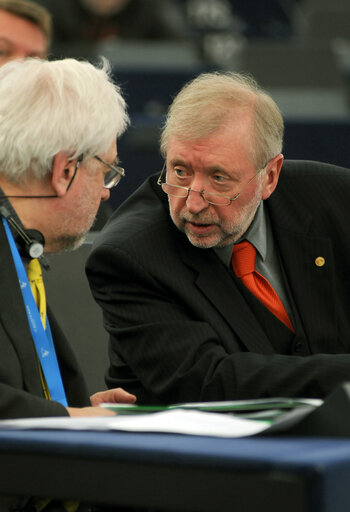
282, 159, 350, 179
92, 174, 171, 250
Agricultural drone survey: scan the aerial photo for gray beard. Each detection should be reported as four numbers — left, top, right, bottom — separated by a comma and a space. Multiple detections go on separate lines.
48, 232, 87, 253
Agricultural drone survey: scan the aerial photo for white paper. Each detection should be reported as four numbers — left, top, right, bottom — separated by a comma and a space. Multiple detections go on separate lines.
0, 409, 270, 437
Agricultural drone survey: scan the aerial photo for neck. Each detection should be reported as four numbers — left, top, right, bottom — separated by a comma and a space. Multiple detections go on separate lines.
0, 176, 52, 236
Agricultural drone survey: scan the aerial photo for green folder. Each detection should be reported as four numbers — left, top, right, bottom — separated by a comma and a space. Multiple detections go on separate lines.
101, 398, 322, 422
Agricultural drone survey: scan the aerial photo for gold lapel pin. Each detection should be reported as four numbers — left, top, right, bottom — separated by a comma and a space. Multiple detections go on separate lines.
315, 256, 325, 267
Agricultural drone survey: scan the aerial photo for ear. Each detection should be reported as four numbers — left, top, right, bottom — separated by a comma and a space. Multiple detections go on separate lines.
261, 154, 284, 200
51, 151, 78, 197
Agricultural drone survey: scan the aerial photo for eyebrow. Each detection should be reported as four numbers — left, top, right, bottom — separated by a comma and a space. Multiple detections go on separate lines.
168, 158, 188, 168
168, 159, 242, 182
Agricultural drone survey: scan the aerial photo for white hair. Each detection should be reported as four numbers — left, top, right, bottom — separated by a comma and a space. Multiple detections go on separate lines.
160, 71, 284, 169
0, 57, 129, 182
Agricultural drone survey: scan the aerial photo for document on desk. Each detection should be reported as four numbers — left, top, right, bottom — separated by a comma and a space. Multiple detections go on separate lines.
0, 410, 270, 436
0, 398, 322, 438
101, 397, 322, 416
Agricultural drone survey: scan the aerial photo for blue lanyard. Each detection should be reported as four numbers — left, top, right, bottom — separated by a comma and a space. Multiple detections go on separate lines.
2, 217, 68, 406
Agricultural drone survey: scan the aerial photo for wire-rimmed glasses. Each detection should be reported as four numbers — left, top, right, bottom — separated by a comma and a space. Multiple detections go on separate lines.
94, 155, 125, 189
157, 162, 267, 206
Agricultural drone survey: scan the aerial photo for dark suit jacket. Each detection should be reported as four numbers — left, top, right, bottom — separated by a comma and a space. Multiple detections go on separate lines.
0, 222, 89, 418
86, 160, 350, 405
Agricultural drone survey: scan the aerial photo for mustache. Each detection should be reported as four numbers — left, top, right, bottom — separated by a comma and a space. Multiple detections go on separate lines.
180, 213, 219, 225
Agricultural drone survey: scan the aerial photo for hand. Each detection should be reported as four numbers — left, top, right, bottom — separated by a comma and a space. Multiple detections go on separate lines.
66, 406, 116, 417
90, 387, 137, 406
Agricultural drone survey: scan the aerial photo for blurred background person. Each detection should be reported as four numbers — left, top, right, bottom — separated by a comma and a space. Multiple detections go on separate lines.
0, 0, 119, 228
0, 0, 50, 65
35, 0, 190, 59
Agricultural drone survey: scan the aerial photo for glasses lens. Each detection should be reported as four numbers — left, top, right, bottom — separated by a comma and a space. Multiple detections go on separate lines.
203, 192, 231, 206
162, 183, 232, 205
104, 168, 124, 189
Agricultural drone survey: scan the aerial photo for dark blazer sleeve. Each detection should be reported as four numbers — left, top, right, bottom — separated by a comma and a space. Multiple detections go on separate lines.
0, 223, 89, 418
87, 238, 350, 404
0, 306, 89, 419
86, 166, 350, 405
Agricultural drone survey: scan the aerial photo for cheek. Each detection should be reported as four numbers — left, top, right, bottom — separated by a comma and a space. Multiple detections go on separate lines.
76, 185, 98, 213
216, 202, 247, 229
90, 188, 103, 211
216, 209, 233, 227
86, 175, 104, 201
168, 195, 185, 215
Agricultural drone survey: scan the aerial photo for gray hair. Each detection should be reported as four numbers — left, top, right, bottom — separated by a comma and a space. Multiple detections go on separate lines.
160, 71, 284, 169
0, 57, 129, 182
0, 0, 52, 49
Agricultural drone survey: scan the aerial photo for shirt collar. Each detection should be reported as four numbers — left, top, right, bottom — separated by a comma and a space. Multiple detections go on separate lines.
214, 201, 267, 267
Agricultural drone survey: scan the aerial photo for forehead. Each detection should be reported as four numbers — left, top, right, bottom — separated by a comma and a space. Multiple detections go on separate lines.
167, 113, 255, 167
0, 9, 47, 53
103, 140, 118, 161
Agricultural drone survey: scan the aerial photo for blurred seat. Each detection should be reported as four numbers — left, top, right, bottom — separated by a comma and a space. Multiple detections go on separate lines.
291, 0, 350, 113
93, 39, 207, 115
233, 40, 349, 118
237, 40, 343, 87
95, 39, 203, 70
293, 0, 350, 42
44, 236, 108, 395
301, 9, 350, 42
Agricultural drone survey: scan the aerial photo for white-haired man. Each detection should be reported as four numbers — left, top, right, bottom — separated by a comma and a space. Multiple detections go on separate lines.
0, 0, 50, 65
0, 57, 135, 419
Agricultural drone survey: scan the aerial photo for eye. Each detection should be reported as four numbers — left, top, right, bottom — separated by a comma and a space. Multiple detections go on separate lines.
174, 168, 187, 177
211, 172, 231, 185
213, 174, 226, 182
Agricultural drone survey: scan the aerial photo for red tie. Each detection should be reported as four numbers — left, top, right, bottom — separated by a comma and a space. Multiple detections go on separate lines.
232, 241, 294, 332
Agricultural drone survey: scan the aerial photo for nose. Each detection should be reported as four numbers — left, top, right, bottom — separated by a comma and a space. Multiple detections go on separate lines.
185, 188, 209, 214
101, 187, 110, 202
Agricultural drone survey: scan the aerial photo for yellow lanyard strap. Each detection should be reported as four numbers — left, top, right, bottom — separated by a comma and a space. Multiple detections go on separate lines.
27, 258, 47, 330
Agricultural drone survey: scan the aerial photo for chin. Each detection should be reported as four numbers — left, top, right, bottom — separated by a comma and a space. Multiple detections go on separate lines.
49, 232, 87, 253
185, 233, 220, 249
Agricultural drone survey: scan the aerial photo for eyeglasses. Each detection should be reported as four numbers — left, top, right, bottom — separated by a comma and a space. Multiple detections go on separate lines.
94, 155, 125, 189
157, 162, 268, 207
0, 153, 125, 200
66, 154, 125, 192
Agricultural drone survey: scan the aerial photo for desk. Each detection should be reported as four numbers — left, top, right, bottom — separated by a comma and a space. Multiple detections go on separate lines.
0, 429, 350, 511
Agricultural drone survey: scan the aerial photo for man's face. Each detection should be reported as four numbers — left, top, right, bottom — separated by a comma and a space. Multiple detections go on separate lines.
48, 143, 116, 253
0, 9, 47, 65
166, 111, 279, 248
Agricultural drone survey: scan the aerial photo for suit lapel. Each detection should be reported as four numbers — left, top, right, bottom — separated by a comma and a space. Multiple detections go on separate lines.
0, 223, 42, 394
268, 184, 337, 352
177, 239, 275, 354
273, 225, 335, 351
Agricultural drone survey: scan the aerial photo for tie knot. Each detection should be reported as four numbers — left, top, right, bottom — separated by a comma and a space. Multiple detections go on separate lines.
27, 258, 43, 282
232, 241, 256, 277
